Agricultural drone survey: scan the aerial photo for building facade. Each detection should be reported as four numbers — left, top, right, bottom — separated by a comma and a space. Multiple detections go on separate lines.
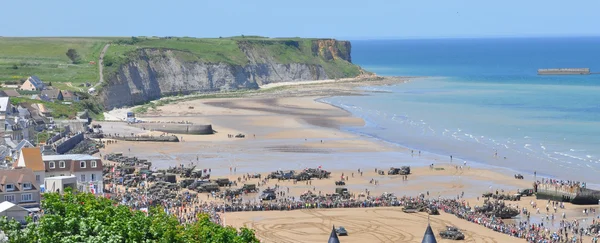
42, 154, 103, 194
0, 168, 41, 209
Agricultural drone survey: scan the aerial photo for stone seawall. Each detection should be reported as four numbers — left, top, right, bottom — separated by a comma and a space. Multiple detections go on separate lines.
129, 123, 214, 135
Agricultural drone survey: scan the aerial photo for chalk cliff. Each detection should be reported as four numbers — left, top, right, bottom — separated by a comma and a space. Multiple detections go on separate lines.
100, 39, 361, 109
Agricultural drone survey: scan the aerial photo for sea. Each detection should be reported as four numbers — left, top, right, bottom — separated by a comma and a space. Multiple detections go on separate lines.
322, 37, 600, 185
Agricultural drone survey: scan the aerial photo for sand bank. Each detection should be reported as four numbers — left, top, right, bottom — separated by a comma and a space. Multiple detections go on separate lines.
97, 77, 599, 242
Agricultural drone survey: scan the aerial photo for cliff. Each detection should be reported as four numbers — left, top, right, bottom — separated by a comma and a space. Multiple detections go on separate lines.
100, 38, 362, 109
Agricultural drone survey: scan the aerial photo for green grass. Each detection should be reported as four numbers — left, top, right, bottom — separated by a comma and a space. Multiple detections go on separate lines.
0, 37, 120, 90
10, 97, 104, 120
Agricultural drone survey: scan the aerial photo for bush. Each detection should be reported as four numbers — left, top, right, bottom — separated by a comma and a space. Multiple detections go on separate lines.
0, 190, 259, 243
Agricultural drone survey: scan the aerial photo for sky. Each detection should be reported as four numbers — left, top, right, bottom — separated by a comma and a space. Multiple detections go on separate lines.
2, 0, 600, 39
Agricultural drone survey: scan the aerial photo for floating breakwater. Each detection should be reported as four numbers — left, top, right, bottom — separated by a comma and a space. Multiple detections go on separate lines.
129, 123, 214, 135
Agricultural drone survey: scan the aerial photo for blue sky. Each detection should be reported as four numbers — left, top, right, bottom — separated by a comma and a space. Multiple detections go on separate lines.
2, 0, 599, 39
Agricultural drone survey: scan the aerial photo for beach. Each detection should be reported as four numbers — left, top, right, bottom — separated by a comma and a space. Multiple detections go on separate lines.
99, 77, 600, 242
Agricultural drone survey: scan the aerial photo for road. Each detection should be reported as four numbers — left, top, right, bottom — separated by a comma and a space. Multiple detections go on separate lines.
93, 44, 110, 90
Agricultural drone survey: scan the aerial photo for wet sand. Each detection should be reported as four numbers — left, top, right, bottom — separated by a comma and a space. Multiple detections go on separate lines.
98, 77, 600, 242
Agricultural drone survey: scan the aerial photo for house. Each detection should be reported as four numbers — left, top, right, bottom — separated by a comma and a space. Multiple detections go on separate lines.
42, 154, 103, 194
61, 90, 79, 102
11, 140, 34, 162
0, 168, 41, 209
0, 201, 31, 223
0, 97, 12, 115
41, 89, 63, 102
13, 147, 46, 186
20, 76, 45, 91
0, 90, 20, 98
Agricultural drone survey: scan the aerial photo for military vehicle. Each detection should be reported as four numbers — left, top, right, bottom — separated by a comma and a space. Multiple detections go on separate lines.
388, 166, 411, 175
336, 226, 348, 236
164, 174, 177, 183
242, 184, 257, 193
214, 178, 230, 187
514, 174, 524, 179
474, 204, 519, 219
491, 194, 521, 201
402, 204, 419, 213
335, 180, 346, 186
235, 133, 245, 138
179, 179, 195, 188
261, 191, 276, 200
197, 183, 220, 192
187, 180, 210, 190
335, 188, 349, 195
427, 206, 440, 215
304, 168, 331, 179
439, 226, 465, 240
293, 172, 311, 181
518, 189, 534, 197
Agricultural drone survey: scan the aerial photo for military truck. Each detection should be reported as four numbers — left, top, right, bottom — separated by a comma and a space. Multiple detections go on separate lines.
518, 189, 534, 197
439, 226, 465, 240
197, 183, 220, 192
179, 179, 195, 188
214, 178, 230, 187
335, 180, 346, 186
242, 184, 257, 193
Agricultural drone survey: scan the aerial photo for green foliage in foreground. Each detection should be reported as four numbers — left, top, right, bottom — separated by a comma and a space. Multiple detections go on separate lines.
0, 190, 258, 243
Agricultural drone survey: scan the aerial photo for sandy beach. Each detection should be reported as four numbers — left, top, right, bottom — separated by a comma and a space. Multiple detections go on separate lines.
98, 77, 600, 242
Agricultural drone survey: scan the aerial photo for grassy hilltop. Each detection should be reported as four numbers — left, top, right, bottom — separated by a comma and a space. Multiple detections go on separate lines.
0, 36, 361, 92
102, 36, 360, 80
0, 37, 118, 91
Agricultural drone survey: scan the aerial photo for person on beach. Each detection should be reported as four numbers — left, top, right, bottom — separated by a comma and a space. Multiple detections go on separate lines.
450, 155, 453, 162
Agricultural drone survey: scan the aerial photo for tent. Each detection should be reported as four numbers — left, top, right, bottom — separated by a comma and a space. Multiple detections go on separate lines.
0, 201, 29, 223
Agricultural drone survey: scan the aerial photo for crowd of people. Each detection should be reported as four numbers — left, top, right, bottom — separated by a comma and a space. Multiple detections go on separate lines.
536, 178, 588, 194
96, 157, 600, 243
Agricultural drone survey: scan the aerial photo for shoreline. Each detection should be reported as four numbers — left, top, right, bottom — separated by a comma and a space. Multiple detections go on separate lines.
315, 96, 542, 185
97, 76, 600, 242
314, 79, 600, 190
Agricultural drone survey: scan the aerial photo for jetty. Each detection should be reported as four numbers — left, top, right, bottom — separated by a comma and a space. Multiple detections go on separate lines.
537, 68, 590, 75
534, 183, 600, 205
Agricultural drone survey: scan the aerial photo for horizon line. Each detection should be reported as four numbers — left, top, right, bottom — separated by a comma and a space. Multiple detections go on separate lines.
1, 34, 599, 41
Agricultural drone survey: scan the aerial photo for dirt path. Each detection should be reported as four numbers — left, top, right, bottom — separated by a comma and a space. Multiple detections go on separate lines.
94, 44, 110, 90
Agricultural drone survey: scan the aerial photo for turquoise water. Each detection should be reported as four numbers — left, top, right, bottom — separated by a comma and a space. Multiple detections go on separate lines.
324, 37, 600, 184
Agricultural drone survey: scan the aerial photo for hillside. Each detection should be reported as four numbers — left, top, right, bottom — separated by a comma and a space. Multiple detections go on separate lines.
100, 37, 364, 109
0, 37, 118, 91
0, 36, 365, 110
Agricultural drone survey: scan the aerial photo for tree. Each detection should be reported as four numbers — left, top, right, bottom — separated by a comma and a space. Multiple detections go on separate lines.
0, 190, 259, 243
65, 49, 81, 64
